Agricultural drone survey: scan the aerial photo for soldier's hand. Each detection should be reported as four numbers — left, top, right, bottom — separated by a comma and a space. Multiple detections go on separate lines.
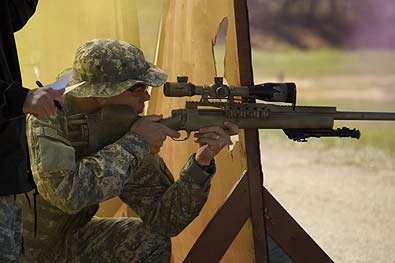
23, 87, 64, 119
194, 121, 239, 166
131, 114, 180, 153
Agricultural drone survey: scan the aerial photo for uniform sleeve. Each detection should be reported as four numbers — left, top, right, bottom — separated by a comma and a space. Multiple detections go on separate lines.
26, 115, 150, 214
120, 154, 215, 237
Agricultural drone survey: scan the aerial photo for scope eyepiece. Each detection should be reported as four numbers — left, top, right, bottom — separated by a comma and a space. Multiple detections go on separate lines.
249, 82, 296, 103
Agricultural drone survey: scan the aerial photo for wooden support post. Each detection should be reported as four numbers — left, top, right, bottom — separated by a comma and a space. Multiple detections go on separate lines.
233, 0, 269, 261
184, 172, 250, 263
264, 188, 333, 263
185, 173, 334, 262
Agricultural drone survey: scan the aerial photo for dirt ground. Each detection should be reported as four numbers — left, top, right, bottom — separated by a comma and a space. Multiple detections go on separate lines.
260, 134, 395, 263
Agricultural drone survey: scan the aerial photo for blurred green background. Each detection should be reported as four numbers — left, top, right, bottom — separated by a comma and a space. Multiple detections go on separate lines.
214, 0, 395, 155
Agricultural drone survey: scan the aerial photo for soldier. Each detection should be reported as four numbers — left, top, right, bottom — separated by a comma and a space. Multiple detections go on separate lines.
22, 39, 238, 262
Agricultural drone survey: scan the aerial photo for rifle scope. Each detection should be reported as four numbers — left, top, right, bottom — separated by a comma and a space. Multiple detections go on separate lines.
164, 76, 296, 104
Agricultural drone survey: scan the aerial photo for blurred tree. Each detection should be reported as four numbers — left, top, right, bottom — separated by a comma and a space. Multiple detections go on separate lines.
279, 0, 344, 19
247, 0, 395, 49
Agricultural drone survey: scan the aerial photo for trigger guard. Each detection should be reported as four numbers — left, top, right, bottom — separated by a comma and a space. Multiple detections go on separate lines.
171, 131, 191, 141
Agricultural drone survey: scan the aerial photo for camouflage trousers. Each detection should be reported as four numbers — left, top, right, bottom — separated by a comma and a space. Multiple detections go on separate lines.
24, 217, 171, 263
0, 195, 23, 263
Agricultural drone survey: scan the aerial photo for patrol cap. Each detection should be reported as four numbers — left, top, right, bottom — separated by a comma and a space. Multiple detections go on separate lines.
67, 39, 167, 97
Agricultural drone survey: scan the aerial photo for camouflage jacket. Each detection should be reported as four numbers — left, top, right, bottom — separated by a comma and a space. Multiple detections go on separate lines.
22, 107, 214, 255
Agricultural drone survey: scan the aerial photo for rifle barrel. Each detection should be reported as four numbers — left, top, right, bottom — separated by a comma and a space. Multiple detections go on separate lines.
335, 111, 395, 121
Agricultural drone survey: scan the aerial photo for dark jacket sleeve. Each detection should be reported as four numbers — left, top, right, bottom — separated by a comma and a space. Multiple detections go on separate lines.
0, 0, 38, 125
0, 81, 29, 125
9, 0, 39, 32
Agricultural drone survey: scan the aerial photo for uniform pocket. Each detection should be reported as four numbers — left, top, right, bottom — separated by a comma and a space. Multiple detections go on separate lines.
37, 136, 76, 175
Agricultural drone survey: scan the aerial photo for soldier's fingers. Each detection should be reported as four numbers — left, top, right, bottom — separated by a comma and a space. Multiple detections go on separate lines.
42, 92, 55, 104
150, 146, 160, 154
198, 126, 228, 137
198, 126, 227, 137
51, 90, 65, 103
208, 144, 217, 151
153, 143, 163, 150
55, 88, 65, 96
41, 87, 57, 100
157, 134, 166, 142
40, 95, 56, 116
46, 87, 64, 96
224, 121, 239, 136
195, 132, 232, 145
43, 96, 58, 116
37, 106, 50, 119
195, 137, 223, 147
144, 114, 163, 122
151, 140, 164, 153
162, 126, 180, 139
194, 132, 221, 140
51, 102, 58, 116
45, 98, 59, 117
45, 104, 55, 116
39, 86, 51, 92
31, 112, 40, 118
222, 135, 233, 145
54, 96, 65, 105
38, 97, 53, 116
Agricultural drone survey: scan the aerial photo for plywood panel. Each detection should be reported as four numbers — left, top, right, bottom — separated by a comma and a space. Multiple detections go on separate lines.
15, 0, 139, 89
149, 0, 255, 261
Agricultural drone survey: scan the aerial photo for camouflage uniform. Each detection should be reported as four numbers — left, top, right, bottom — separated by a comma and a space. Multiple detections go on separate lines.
22, 39, 215, 263
0, 195, 22, 263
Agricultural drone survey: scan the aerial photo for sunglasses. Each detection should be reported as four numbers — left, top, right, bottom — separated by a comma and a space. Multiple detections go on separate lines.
127, 85, 148, 96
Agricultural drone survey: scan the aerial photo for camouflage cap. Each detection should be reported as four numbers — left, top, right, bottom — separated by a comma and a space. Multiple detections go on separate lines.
67, 39, 167, 97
